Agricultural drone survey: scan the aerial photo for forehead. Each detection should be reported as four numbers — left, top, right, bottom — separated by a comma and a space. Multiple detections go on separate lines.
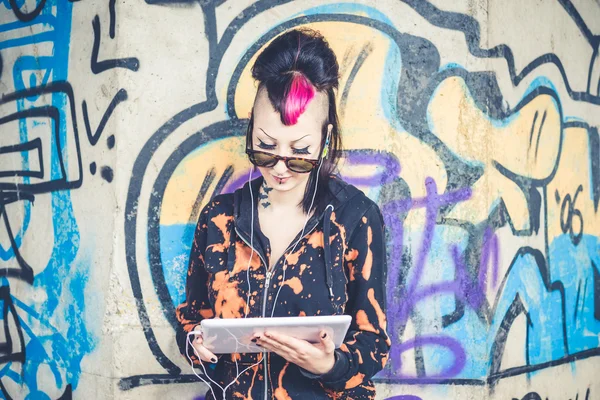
252, 87, 328, 141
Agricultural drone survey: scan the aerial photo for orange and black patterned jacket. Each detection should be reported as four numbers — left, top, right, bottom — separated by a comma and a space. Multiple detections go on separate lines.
176, 176, 390, 399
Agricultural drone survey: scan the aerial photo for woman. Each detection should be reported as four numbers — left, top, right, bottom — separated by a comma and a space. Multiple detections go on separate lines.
176, 28, 390, 399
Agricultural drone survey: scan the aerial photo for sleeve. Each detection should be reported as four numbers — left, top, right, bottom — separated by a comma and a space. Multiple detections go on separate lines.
175, 204, 215, 366
302, 204, 391, 389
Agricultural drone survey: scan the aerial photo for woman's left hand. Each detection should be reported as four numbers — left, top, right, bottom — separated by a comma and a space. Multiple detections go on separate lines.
253, 330, 336, 375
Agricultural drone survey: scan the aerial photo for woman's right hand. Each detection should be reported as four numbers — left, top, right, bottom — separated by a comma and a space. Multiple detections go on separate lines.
190, 325, 218, 363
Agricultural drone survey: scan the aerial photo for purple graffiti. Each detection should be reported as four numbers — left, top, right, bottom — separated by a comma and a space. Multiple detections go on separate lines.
478, 226, 500, 290
449, 226, 501, 312
383, 178, 471, 377
340, 150, 401, 187
222, 168, 260, 194
385, 396, 423, 400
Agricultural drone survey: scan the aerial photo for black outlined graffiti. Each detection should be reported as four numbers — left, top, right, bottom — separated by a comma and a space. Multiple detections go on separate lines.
0, 83, 83, 195
122, 0, 600, 391
188, 168, 217, 226
511, 388, 590, 400
339, 43, 373, 119
91, 15, 139, 74
0, 83, 83, 284
109, 0, 117, 39
85, 1, 136, 183
559, 185, 584, 246
514, 393, 543, 400
0, 285, 26, 366
101, 166, 114, 183
0, 139, 44, 179
1, 2, 94, 398
8, 0, 47, 22
403, 0, 600, 105
82, 88, 128, 146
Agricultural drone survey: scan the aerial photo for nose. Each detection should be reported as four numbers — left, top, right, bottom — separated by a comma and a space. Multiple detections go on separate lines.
272, 158, 289, 175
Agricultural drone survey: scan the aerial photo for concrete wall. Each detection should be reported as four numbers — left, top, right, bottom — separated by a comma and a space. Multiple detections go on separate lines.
1, 0, 599, 399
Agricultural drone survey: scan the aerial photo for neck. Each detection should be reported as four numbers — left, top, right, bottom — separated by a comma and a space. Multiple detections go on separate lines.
259, 178, 308, 214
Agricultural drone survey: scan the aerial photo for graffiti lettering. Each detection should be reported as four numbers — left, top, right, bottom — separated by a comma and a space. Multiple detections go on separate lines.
558, 185, 584, 246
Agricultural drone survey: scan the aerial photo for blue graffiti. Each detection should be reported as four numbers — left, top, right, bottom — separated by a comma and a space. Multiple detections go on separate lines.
0, 0, 95, 397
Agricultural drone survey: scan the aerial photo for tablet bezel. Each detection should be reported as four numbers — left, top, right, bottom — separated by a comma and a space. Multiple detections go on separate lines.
199, 315, 352, 354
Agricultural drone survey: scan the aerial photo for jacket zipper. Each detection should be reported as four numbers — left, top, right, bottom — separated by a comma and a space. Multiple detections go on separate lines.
234, 216, 322, 400
235, 228, 270, 400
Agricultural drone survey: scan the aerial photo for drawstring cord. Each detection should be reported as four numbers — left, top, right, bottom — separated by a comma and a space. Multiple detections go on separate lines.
323, 204, 335, 301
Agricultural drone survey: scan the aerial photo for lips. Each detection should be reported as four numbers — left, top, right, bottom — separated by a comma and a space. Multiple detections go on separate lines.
272, 176, 290, 184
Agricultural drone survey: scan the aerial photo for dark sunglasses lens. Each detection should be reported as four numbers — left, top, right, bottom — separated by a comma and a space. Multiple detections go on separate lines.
250, 152, 278, 167
287, 159, 314, 173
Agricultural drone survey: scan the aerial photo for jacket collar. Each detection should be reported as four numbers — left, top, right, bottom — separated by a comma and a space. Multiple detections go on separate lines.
232, 174, 361, 247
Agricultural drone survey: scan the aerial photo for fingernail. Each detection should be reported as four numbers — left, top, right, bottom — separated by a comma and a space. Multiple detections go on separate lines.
251, 338, 257, 343
211, 357, 217, 363
256, 343, 262, 347
321, 332, 327, 339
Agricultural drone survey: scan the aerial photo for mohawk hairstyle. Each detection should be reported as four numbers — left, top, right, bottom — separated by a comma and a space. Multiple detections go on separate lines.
282, 72, 315, 125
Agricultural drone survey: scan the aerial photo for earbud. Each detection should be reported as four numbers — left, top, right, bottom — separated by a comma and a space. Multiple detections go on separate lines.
322, 133, 331, 159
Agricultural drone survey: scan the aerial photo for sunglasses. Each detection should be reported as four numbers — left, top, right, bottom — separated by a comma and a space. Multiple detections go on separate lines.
245, 115, 322, 173
246, 149, 319, 173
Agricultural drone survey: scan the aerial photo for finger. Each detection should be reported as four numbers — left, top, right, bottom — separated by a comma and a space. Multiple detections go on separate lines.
192, 325, 203, 343
255, 334, 298, 356
319, 331, 335, 354
192, 343, 218, 363
262, 331, 308, 350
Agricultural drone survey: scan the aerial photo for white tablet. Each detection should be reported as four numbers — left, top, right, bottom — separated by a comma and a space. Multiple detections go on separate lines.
199, 315, 352, 354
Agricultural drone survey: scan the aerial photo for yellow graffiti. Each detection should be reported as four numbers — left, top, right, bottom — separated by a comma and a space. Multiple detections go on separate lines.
427, 76, 561, 230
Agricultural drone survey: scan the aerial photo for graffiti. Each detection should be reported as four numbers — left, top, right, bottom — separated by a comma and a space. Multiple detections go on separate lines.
90, 15, 139, 74
512, 388, 591, 400
558, 185, 584, 246
0, 0, 132, 397
0, 83, 83, 284
82, 88, 128, 147
117, 2, 600, 398
2, 0, 599, 398
81, 0, 139, 183
7, 0, 47, 23
384, 396, 423, 400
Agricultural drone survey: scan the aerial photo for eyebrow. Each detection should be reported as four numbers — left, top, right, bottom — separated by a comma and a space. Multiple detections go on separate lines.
258, 128, 311, 143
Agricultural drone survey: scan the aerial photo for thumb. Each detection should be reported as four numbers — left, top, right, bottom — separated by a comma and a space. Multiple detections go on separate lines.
320, 330, 335, 354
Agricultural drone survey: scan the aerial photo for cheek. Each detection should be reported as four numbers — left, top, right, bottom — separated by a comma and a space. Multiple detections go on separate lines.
257, 167, 270, 179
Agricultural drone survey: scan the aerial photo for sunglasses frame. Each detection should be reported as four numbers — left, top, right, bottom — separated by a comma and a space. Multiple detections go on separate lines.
245, 116, 321, 173
245, 149, 319, 173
